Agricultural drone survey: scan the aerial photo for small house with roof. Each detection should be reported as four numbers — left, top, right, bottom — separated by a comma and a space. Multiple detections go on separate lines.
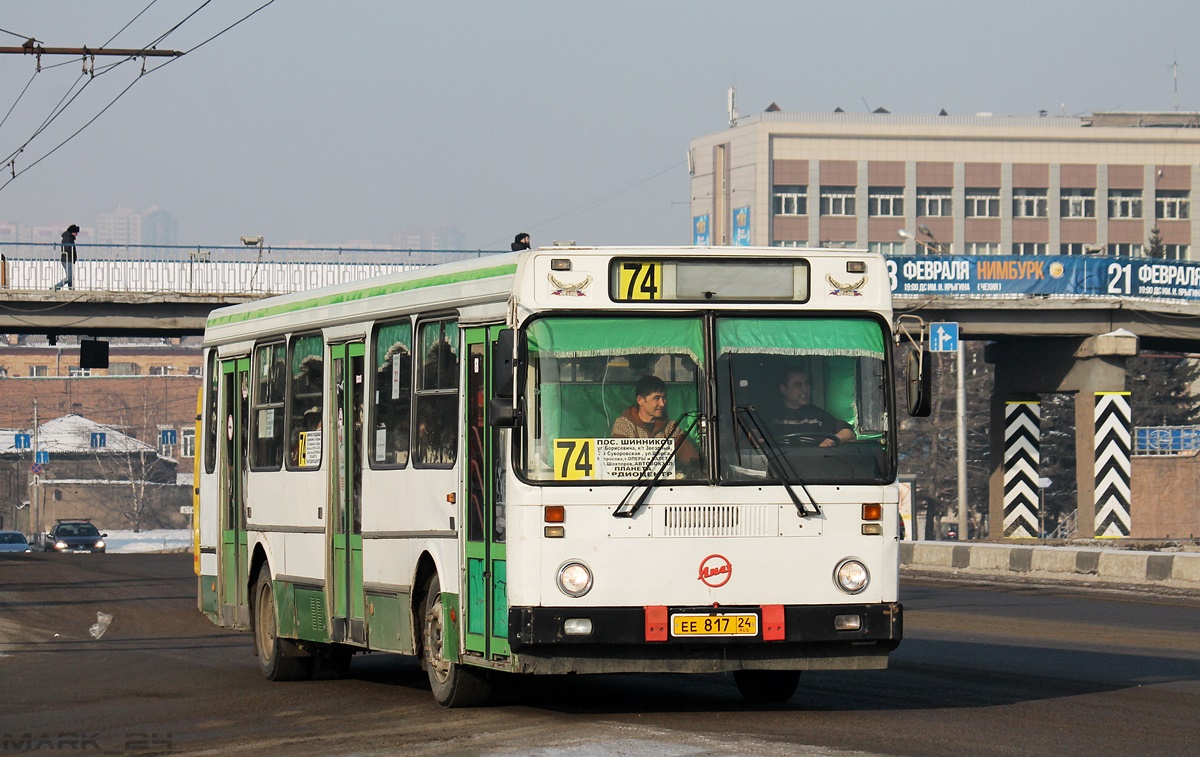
0, 414, 189, 534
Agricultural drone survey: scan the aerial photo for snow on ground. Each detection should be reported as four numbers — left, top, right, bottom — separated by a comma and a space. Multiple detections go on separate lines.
104, 529, 191, 554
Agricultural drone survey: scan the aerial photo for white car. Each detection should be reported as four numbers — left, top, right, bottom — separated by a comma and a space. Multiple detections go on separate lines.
0, 530, 32, 554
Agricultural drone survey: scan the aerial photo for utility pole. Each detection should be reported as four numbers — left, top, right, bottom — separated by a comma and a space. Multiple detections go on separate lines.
30, 400, 39, 543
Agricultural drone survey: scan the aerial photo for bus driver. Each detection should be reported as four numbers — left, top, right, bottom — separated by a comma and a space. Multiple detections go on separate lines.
767, 368, 854, 448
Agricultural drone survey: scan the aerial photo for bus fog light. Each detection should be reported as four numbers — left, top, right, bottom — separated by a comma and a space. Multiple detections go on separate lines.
861, 524, 882, 535
544, 526, 565, 538
834, 559, 870, 595
563, 618, 593, 635
557, 561, 593, 598
834, 614, 862, 631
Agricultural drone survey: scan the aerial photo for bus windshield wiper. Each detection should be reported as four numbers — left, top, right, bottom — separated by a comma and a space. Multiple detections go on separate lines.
734, 405, 821, 517
613, 410, 701, 519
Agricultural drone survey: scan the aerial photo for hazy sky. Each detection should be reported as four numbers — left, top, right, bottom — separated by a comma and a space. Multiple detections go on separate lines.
1, 1, 1198, 250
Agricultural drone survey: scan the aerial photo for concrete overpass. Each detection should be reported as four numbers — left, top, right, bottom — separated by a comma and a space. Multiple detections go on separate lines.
4, 244, 1200, 541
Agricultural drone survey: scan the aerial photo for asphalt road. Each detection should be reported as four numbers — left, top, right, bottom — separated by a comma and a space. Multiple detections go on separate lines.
1, 553, 1199, 757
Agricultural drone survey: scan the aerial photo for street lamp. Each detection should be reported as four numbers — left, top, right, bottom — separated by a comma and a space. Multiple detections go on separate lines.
242, 235, 265, 290
898, 226, 944, 254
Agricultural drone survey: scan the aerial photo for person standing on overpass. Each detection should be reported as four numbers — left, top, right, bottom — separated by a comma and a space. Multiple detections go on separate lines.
53, 224, 79, 290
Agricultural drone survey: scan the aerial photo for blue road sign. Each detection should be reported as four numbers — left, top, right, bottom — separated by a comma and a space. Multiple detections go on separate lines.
90, 432, 106, 448
14, 433, 31, 449
160, 429, 177, 445
35, 451, 49, 464
931, 322, 960, 352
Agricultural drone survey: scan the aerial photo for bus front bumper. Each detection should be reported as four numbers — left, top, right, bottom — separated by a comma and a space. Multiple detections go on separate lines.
506, 602, 901, 675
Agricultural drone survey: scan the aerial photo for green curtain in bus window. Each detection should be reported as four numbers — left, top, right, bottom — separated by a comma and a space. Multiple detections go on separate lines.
715, 317, 885, 359
526, 317, 704, 364
372, 320, 412, 467
287, 334, 324, 469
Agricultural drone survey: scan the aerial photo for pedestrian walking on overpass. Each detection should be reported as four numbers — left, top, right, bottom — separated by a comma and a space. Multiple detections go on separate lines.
53, 224, 79, 290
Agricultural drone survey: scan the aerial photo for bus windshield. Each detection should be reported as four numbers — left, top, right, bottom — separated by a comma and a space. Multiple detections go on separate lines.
715, 316, 892, 485
518, 314, 893, 485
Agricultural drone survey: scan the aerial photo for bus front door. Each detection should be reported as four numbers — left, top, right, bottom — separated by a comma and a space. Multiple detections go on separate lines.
219, 357, 250, 628
463, 327, 509, 661
329, 342, 365, 644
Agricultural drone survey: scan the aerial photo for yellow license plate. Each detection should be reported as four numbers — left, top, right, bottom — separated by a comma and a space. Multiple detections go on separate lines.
671, 613, 758, 637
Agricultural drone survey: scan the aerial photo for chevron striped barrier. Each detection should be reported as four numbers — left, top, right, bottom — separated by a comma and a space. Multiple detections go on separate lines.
1094, 392, 1132, 538
1003, 401, 1041, 538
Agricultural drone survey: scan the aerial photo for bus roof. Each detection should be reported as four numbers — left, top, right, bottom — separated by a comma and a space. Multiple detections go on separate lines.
202, 246, 887, 346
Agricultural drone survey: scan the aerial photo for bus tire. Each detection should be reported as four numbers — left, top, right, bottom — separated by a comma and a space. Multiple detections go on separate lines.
732, 670, 801, 703
253, 569, 311, 682
420, 574, 492, 707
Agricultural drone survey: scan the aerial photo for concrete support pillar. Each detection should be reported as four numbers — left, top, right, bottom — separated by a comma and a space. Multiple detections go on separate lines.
1093, 392, 1133, 537
986, 330, 1137, 539
1002, 401, 1041, 538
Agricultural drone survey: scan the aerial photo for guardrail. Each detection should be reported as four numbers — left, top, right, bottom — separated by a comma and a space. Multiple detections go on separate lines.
1135, 425, 1200, 456
0, 243, 498, 294
901, 540, 1200, 590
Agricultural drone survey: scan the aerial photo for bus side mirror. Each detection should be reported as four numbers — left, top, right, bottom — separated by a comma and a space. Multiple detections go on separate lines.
489, 328, 519, 427
906, 349, 932, 417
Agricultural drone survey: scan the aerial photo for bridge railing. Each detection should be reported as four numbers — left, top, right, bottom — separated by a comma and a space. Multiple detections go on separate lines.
0, 243, 498, 294
6, 245, 1200, 303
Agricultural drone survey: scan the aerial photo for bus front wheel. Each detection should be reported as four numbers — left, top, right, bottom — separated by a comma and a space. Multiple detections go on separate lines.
733, 669, 801, 703
253, 569, 311, 682
420, 574, 492, 707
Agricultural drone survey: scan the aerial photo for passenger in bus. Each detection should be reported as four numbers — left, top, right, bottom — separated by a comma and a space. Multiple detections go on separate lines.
766, 368, 854, 447
610, 375, 698, 466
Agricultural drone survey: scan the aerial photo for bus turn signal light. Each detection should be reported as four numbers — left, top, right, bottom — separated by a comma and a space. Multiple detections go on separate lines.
862, 503, 882, 521
544, 506, 565, 523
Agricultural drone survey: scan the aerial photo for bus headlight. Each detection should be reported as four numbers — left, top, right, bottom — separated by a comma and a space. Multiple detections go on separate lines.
557, 561, 593, 598
834, 559, 869, 595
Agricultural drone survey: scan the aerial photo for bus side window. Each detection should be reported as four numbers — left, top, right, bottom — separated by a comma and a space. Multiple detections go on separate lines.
371, 319, 412, 467
414, 319, 459, 467
286, 333, 324, 469
251, 341, 286, 470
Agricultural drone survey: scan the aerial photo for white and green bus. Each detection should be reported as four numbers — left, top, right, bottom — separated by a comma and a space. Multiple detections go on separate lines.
196, 246, 930, 706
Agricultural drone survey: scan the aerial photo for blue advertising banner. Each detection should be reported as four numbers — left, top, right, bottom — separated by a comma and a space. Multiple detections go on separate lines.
885, 255, 1200, 301
693, 215, 710, 246
732, 206, 751, 246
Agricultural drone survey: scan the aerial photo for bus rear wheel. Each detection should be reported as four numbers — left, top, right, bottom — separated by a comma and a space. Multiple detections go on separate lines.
253, 570, 311, 682
733, 670, 801, 703
420, 574, 492, 707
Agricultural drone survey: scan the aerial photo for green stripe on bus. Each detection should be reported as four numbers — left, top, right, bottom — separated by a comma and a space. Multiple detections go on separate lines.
207, 264, 519, 328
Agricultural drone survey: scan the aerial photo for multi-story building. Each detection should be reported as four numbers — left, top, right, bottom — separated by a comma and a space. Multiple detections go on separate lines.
689, 110, 1200, 259
141, 207, 179, 246
96, 206, 143, 246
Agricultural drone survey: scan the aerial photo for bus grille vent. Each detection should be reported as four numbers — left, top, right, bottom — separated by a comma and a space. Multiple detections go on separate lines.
660, 505, 770, 537
310, 597, 326, 632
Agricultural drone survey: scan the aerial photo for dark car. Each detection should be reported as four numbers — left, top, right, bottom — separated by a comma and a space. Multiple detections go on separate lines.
44, 520, 107, 554
0, 530, 32, 554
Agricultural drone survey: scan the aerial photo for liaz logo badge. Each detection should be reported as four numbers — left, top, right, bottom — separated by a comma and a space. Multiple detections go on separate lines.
697, 554, 732, 587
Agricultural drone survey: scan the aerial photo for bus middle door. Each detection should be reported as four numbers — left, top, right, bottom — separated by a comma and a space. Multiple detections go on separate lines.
219, 356, 250, 628
463, 327, 509, 661
329, 342, 366, 644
